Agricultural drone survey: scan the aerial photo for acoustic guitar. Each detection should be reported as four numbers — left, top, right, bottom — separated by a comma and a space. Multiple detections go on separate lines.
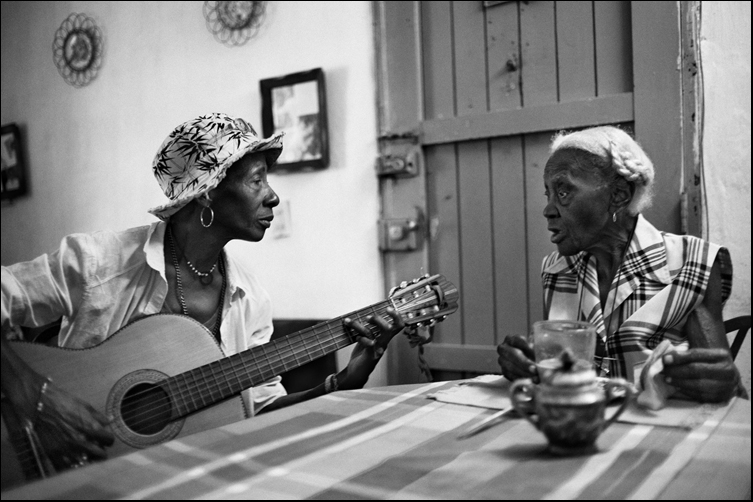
0, 274, 457, 488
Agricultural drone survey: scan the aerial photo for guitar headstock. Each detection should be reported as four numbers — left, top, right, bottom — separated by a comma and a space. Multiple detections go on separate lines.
389, 274, 459, 328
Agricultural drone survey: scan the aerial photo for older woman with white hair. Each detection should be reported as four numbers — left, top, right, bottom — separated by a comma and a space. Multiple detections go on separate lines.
497, 125, 741, 404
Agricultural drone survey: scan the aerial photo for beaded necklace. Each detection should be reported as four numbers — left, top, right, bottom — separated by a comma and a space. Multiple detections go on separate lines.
186, 258, 217, 278
167, 226, 226, 341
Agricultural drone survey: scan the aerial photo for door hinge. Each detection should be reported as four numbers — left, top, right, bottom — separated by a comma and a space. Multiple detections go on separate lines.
377, 131, 420, 143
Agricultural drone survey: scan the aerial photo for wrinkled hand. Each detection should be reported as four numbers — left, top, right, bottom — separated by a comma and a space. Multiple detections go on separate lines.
497, 335, 538, 383
338, 308, 405, 390
25, 375, 114, 471
663, 348, 740, 403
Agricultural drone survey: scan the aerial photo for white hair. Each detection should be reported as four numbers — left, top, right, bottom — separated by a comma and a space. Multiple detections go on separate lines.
549, 126, 655, 215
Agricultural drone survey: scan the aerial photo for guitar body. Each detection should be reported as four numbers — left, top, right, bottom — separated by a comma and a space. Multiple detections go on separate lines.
8, 315, 246, 459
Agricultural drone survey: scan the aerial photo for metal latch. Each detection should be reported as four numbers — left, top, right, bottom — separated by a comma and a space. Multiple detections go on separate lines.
376, 151, 419, 178
378, 208, 424, 252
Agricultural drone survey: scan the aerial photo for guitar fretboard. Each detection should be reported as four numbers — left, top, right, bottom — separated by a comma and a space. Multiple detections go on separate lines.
163, 301, 391, 418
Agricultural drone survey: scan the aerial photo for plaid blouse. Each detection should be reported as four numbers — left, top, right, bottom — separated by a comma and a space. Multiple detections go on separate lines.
542, 214, 733, 381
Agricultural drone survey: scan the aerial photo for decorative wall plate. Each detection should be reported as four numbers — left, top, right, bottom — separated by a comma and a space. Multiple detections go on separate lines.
203, 1, 266, 47
52, 13, 103, 88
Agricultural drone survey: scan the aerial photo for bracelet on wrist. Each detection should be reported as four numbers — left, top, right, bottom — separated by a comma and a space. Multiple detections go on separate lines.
35, 378, 51, 422
324, 373, 339, 394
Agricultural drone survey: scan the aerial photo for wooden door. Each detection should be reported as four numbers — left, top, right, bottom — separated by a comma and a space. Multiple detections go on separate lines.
375, 1, 686, 383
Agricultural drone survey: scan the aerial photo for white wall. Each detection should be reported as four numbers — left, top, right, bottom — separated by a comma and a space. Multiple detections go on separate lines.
0, 1, 387, 384
701, 1, 752, 389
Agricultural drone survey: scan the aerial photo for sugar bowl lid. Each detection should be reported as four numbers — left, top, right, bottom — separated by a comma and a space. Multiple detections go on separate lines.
546, 349, 597, 387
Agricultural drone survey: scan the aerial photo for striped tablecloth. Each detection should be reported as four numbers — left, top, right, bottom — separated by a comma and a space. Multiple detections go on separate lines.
3, 381, 750, 500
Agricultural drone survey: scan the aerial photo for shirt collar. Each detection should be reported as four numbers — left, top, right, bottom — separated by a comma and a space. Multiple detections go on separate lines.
621, 214, 671, 285
222, 252, 246, 300
144, 220, 167, 281
541, 214, 670, 284
143, 220, 247, 299
541, 250, 582, 276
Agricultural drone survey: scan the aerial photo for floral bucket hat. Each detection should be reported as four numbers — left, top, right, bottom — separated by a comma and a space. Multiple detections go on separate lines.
148, 112, 284, 221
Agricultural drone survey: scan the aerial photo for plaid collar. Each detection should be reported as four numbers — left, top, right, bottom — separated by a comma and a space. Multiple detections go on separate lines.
618, 214, 672, 285
543, 214, 671, 284
543, 214, 671, 321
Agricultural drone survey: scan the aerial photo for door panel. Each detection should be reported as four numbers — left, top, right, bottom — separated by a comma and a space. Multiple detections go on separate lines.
426, 143, 461, 345
487, 2, 523, 110
454, 1, 488, 116
557, 1, 596, 100
523, 132, 557, 326
594, 0, 633, 95
458, 140, 495, 346
520, 1, 558, 106
490, 136, 528, 342
421, 1, 454, 120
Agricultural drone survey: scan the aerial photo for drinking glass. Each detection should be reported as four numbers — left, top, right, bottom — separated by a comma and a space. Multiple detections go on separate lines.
529, 320, 596, 382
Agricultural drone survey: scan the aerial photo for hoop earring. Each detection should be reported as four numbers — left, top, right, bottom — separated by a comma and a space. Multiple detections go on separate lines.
200, 206, 214, 228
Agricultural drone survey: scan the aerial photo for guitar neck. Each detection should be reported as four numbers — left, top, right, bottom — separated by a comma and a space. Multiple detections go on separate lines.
164, 300, 391, 418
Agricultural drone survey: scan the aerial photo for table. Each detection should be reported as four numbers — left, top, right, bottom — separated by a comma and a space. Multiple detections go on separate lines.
2, 381, 750, 499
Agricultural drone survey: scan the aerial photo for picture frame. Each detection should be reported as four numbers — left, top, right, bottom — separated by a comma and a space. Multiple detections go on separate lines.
1, 123, 28, 201
260, 67, 329, 172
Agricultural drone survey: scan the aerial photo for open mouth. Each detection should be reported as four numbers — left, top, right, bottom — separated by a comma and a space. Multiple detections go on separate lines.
549, 229, 564, 244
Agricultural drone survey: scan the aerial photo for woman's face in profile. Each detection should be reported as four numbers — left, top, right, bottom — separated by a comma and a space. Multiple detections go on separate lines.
209, 152, 280, 242
543, 149, 613, 256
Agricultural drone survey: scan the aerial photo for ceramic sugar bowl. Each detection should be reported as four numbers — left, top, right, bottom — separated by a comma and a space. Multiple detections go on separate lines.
510, 349, 634, 455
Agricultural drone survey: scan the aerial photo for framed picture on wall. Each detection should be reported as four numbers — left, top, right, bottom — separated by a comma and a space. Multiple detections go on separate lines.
1, 123, 28, 201
260, 67, 329, 172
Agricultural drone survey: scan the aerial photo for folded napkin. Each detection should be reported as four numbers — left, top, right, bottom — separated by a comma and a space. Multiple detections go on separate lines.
634, 339, 687, 410
615, 397, 735, 429
428, 374, 511, 410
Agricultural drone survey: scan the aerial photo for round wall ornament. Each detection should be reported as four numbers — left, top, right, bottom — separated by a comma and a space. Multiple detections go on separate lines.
52, 13, 103, 88
203, 1, 266, 47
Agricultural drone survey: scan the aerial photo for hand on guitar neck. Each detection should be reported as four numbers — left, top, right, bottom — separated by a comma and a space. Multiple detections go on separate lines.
1, 336, 114, 479
338, 307, 404, 390
259, 307, 405, 413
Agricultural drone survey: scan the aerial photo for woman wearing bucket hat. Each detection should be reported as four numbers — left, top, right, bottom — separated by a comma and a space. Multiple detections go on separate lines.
1, 113, 403, 478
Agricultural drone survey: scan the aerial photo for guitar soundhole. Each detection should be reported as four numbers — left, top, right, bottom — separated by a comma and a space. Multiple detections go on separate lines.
120, 383, 172, 436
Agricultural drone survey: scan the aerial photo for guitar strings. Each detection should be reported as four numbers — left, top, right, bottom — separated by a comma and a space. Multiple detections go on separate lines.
122, 275, 447, 422
119, 285, 445, 427
109, 303, 405, 427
